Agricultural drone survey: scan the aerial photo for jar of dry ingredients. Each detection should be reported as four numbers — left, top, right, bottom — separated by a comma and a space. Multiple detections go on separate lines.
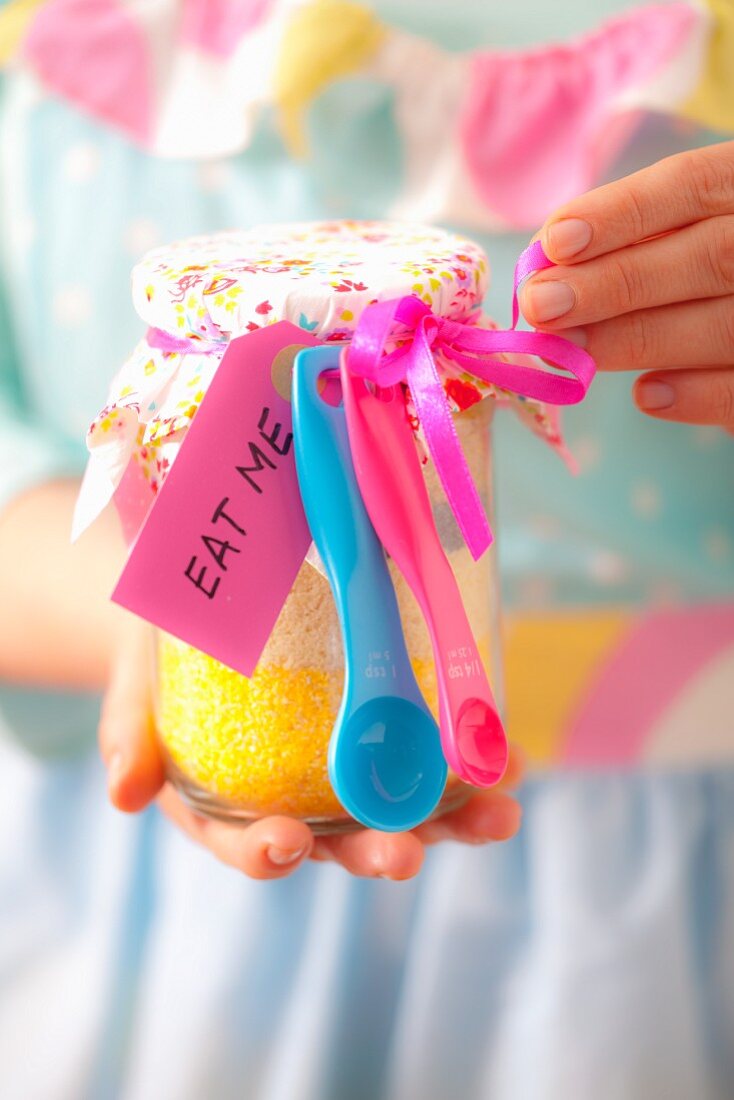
88, 222, 509, 832
157, 400, 500, 829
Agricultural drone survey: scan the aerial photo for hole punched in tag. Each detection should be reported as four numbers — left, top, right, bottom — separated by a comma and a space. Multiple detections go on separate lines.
316, 366, 344, 407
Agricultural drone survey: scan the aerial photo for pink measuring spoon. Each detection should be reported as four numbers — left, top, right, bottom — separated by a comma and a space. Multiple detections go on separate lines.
341, 353, 508, 787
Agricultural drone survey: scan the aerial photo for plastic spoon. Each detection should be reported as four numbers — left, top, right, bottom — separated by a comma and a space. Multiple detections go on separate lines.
341, 358, 508, 787
292, 346, 447, 831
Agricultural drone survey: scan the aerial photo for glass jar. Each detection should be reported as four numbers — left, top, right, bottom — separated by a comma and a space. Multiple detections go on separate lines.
78, 219, 513, 831
153, 400, 503, 832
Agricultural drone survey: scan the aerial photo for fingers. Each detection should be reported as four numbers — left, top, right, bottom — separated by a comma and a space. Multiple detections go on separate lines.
413, 742, 524, 845
310, 743, 525, 876
150, 749, 526, 882
522, 215, 734, 329
311, 829, 425, 880
494, 741, 526, 792
413, 790, 522, 846
571, 295, 734, 372
635, 367, 734, 429
159, 788, 423, 882
98, 624, 165, 813
157, 788, 314, 879
539, 142, 734, 264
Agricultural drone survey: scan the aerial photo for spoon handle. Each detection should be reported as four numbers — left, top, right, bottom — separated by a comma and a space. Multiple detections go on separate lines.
416, 555, 507, 783
293, 347, 447, 833
292, 347, 420, 709
341, 361, 507, 785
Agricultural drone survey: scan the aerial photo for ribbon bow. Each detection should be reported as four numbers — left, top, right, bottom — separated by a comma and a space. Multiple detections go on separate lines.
346, 240, 596, 560
146, 241, 595, 560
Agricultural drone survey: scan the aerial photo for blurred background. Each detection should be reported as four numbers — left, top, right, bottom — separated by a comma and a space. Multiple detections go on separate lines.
0, 2, 733, 1098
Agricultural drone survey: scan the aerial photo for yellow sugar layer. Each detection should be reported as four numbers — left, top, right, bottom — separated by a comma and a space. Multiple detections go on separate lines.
158, 639, 342, 817
157, 640, 467, 818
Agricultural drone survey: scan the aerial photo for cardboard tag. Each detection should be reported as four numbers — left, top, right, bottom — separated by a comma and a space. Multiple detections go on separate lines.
113, 322, 320, 676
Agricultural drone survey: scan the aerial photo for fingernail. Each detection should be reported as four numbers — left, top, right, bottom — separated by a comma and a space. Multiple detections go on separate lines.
523, 280, 576, 323
637, 380, 675, 410
267, 844, 307, 866
546, 218, 592, 260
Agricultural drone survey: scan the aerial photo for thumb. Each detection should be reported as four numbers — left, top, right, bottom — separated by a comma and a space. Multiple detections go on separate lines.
98, 622, 165, 813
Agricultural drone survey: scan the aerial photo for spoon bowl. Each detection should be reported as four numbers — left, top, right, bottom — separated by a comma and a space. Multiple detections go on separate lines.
454, 698, 508, 786
332, 696, 447, 831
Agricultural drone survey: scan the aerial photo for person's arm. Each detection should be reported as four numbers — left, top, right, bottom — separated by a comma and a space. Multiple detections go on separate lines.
520, 141, 734, 431
0, 241, 128, 688
0, 478, 129, 688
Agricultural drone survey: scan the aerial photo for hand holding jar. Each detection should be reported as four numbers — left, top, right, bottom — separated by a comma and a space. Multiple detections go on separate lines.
100, 618, 524, 881
78, 221, 579, 877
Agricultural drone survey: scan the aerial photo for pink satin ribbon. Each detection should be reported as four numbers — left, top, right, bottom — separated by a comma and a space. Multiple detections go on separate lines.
345, 240, 596, 559
146, 240, 595, 560
146, 327, 225, 354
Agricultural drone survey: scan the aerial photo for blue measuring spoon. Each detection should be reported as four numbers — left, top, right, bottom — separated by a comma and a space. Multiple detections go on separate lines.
292, 346, 447, 832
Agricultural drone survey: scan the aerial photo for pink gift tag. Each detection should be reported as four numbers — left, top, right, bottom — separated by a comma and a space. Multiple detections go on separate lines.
113, 323, 320, 676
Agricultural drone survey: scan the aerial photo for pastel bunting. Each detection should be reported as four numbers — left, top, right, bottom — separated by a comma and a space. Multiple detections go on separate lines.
3, 1, 732, 229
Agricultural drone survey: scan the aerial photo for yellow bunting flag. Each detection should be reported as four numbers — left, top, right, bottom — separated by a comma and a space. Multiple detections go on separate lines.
683, 0, 734, 133
274, 0, 386, 156
0, 0, 45, 67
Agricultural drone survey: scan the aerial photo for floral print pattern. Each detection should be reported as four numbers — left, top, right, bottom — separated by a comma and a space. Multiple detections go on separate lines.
85, 220, 566, 513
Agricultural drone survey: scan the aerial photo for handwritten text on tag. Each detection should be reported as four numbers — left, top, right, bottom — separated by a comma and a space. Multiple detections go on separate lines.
113, 322, 320, 676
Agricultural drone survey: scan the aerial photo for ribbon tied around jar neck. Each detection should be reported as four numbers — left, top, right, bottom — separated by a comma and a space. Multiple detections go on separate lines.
345, 240, 596, 559
146, 240, 596, 560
